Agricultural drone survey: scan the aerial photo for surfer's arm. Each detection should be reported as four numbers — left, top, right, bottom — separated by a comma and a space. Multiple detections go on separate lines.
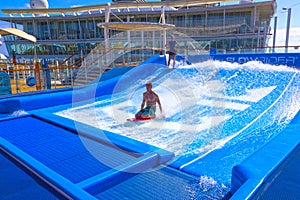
141, 95, 146, 110
156, 96, 162, 113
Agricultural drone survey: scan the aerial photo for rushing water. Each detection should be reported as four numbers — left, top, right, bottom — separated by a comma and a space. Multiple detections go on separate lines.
56, 60, 300, 198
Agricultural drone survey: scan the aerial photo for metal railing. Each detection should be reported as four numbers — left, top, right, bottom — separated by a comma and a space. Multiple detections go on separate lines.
6, 43, 297, 95
0, 61, 82, 94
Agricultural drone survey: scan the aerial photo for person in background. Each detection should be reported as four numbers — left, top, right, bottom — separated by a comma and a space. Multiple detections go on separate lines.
166, 35, 179, 68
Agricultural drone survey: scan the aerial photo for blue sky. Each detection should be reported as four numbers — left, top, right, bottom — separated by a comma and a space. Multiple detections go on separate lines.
1, 0, 299, 29
0, 0, 300, 55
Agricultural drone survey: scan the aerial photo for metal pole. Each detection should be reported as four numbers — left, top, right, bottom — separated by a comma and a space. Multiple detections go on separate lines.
272, 16, 277, 52
285, 8, 291, 53
127, 16, 131, 63
104, 4, 111, 66
161, 6, 167, 54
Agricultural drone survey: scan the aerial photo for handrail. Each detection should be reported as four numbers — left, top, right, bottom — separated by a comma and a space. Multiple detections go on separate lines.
79, 48, 115, 71
58, 51, 78, 66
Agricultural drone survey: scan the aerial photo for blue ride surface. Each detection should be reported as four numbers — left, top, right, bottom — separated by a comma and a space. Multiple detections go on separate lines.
0, 53, 300, 199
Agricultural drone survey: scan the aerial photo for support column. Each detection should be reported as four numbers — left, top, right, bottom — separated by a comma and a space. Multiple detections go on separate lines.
285, 8, 291, 53
223, 9, 226, 33
104, 4, 111, 65
161, 6, 167, 54
127, 16, 131, 58
272, 16, 277, 52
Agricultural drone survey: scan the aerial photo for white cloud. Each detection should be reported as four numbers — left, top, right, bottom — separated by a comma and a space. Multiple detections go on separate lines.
269, 27, 300, 47
25, 3, 31, 9
71, 5, 84, 8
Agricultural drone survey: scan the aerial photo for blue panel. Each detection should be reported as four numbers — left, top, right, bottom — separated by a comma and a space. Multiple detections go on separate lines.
140, 55, 166, 65
95, 166, 225, 199
211, 53, 300, 68
0, 137, 96, 200
0, 116, 137, 183
230, 114, 300, 199
98, 67, 134, 82
79, 152, 159, 195
0, 72, 11, 95
0, 99, 20, 113
0, 152, 58, 200
251, 144, 300, 200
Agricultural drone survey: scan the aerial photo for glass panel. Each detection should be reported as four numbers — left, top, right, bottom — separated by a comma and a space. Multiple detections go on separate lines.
26, 23, 34, 35
49, 21, 57, 39
87, 20, 95, 38
36, 21, 48, 40
58, 21, 66, 40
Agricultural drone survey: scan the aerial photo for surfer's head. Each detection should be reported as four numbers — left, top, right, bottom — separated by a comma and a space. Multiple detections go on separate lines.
146, 82, 152, 91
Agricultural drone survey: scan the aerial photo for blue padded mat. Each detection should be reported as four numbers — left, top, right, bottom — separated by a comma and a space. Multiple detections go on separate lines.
252, 144, 300, 199
0, 152, 57, 200
0, 116, 138, 183
95, 166, 227, 199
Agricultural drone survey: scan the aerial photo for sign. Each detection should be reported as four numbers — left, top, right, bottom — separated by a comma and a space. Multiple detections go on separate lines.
211, 53, 300, 68
0, 72, 11, 95
26, 76, 36, 87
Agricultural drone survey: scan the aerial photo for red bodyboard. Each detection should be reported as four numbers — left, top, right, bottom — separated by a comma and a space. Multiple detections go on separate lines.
127, 117, 155, 122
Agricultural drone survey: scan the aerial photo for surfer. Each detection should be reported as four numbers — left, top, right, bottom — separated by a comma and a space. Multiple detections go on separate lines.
135, 82, 163, 120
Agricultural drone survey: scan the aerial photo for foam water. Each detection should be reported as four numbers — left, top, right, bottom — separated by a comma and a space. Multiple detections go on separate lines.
11, 110, 28, 116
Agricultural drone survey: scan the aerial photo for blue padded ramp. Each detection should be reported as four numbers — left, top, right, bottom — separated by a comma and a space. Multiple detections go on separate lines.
0, 116, 154, 183
0, 152, 58, 200
98, 67, 134, 82
139, 55, 166, 65
230, 110, 300, 199
95, 166, 224, 199
252, 144, 300, 199
0, 115, 174, 199
250, 110, 300, 199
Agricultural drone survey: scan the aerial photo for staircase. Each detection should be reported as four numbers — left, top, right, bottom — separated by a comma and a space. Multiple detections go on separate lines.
73, 47, 115, 86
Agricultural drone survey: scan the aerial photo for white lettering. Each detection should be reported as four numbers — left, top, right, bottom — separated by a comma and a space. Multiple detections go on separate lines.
216, 55, 299, 66
226, 57, 235, 62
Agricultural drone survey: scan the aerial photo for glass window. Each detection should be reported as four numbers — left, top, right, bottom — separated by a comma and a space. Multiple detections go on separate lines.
65, 21, 79, 39
58, 22, 66, 39
87, 20, 95, 38
49, 21, 57, 39
36, 21, 48, 40
26, 22, 34, 35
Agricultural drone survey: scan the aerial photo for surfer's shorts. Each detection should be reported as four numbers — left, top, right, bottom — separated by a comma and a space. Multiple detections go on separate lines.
168, 51, 176, 56
135, 106, 156, 119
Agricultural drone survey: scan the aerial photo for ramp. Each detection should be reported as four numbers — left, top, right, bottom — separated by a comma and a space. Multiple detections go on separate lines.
0, 115, 174, 199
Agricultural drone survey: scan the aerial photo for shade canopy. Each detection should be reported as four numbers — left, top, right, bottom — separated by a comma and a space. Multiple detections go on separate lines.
98, 22, 175, 31
0, 53, 8, 60
0, 28, 36, 43
2, 0, 235, 15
